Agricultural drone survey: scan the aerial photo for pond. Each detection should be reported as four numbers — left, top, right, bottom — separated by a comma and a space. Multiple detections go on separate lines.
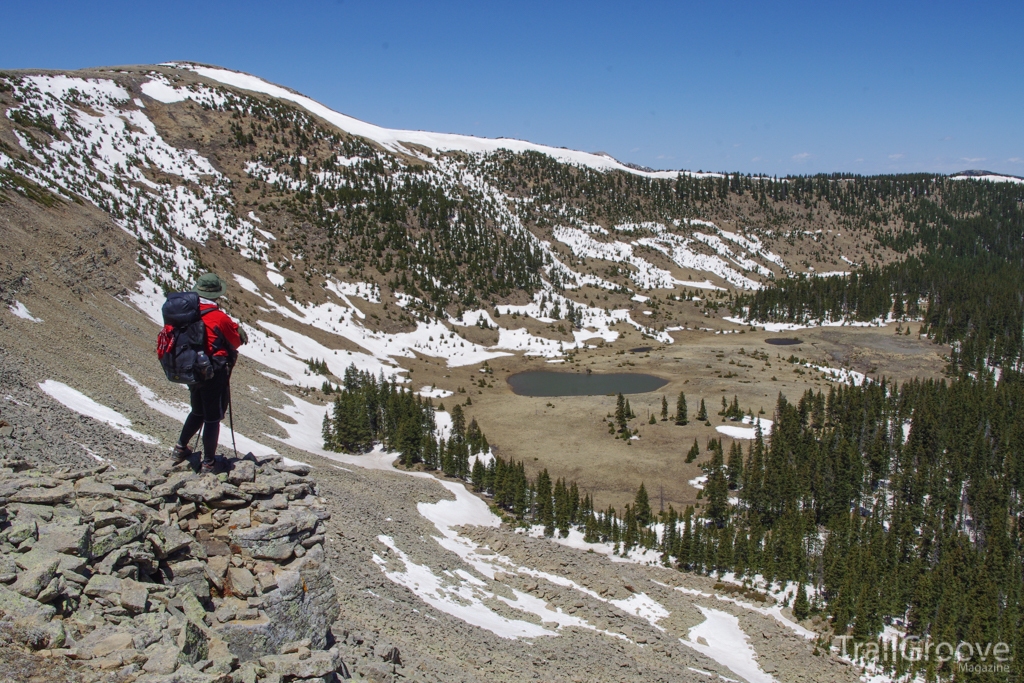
765, 337, 803, 346
507, 371, 669, 397
629, 346, 653, 353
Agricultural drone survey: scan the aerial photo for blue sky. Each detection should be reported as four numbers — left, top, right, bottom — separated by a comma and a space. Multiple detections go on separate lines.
3, 1, 1021, 176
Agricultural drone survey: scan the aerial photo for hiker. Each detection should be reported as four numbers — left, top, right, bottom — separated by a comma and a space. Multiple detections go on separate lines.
170, 273, 247, 473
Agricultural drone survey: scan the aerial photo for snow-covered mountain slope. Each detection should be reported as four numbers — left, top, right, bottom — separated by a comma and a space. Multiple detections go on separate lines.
169, 63, 713, 181
0, 64, 807, 379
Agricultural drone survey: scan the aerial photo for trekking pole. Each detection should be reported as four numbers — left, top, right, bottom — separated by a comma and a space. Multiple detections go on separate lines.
191, 425, 203, 456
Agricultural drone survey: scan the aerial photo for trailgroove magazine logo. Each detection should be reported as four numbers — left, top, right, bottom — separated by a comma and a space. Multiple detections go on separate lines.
834, 635, 1013, 670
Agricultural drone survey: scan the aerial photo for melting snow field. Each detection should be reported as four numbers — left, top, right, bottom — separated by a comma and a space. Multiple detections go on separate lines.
724, 315, 892, 334
682, 606, 776, 683
374, 535, 557, 640
38, 380, 158, 444
525, 526, 663, 566
716, 416, 774, 440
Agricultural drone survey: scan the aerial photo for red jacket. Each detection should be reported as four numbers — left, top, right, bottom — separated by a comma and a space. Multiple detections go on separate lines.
199, 301, 244, 361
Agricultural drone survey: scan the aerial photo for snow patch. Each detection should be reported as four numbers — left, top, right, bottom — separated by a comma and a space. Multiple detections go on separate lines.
716, 416, 774, 440
38, 380, 157, 444
8, 301, 42, 322
681, 606, 776, 683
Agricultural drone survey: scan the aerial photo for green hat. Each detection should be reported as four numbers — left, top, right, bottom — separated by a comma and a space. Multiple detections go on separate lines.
192, 272, 227, 299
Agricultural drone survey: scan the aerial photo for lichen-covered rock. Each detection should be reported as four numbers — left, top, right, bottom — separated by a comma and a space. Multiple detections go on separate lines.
260, 647, 343, 678
227, 460, 256, 486
150, 524, 193, 559
143, 644, 181, 675
11, 481, 75, 505
229, 509, 318, 561
214, 549, 338, 662
161, 559, 210, 599
84, 573, 123, 599
177, 617, 209, 666
13, 555, 58, 598
0, 454, 343, 681
7, 518, 39, 545
0, 583, 57, 621
90, 518, 154, 558
35, 522, 91, 555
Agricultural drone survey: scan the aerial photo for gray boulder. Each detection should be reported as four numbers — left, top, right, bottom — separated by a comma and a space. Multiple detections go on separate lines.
13, 556, 58, 599
213, 554, 338, 662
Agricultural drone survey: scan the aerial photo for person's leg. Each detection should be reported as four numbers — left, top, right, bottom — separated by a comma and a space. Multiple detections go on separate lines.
175, 385, 205, 458
198, 369, 229, 464
201, 418, 220, 462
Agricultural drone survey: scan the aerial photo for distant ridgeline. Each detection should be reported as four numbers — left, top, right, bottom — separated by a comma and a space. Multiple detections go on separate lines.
729, 175, 1024, 372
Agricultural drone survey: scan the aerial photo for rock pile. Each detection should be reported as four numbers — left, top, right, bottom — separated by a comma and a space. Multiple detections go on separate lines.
0, 453, 349, 683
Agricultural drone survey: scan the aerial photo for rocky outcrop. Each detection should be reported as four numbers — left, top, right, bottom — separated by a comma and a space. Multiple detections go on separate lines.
0, 454, 347, 683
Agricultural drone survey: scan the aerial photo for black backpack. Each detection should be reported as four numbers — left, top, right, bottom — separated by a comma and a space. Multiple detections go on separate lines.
157, 292, 216, 385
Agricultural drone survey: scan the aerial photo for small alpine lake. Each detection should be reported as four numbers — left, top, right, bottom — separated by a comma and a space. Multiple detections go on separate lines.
506, 371, 669, 397
765, 337, 804, 346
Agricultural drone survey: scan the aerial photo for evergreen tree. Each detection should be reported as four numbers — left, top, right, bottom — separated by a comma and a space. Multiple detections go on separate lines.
793, 581, 810, 621
661, 395, 669, 421
535, 469, 554, 536
471, 457, 486, 491
674, 391, 688, 425
615, 393, 627, 433
696, 398, 708, 421
634, 483, 652, 527
726, 441, 744, 490
554, 477, 571, 537
450, 403, 466, 441
704, 443, 729, 527
686, 438, 700, 463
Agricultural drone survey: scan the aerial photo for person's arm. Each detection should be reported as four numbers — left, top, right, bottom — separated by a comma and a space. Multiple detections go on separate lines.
220, 315, 244, 350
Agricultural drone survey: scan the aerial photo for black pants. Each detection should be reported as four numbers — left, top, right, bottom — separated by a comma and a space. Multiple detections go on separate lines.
177, 368, 229, 462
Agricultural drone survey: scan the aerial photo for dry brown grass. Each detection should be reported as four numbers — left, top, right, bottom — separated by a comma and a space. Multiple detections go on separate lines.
409, 322, 947, 513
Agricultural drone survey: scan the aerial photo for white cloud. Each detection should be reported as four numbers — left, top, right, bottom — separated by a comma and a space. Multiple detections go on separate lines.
792, 152, 811, 161
888, 153, 904, 160
961, 157, 986, 163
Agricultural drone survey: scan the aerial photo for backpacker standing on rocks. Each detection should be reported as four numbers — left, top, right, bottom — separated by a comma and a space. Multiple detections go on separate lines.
157, 272, 247, 473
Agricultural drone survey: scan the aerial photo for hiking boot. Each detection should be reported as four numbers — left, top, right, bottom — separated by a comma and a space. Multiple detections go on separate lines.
171, 443, 192, 463
200, 458, 217, 474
